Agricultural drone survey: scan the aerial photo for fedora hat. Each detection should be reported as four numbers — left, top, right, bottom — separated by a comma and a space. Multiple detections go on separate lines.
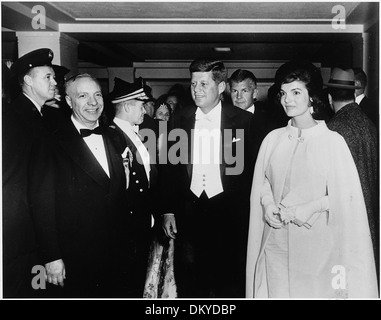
325, 67, 361, 89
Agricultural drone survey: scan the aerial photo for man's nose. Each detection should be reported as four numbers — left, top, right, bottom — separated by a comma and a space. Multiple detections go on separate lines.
193, 83, 202, 93
88, 95, 97, 105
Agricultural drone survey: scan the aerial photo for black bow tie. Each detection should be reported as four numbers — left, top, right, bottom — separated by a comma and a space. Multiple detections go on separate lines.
80, 127, 103, 137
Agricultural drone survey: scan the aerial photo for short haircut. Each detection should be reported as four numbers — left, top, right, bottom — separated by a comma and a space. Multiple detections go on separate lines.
328, 87, 355, 102
353, 68, 367, 88
189, 58, 227, 84
65, 73, 101, 95
229, 69, 257, 88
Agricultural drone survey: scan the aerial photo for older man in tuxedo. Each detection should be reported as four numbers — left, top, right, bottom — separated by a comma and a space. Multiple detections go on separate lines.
41, 73, 132, 297
3, 48, 58, 297
161, 59, 257, 297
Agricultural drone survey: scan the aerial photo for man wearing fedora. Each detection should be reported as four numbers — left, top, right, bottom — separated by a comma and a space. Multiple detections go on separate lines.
353, 67, 378, 129
2, 48, 59, 297
326, 67, 379, 284
108, 77, 159, 296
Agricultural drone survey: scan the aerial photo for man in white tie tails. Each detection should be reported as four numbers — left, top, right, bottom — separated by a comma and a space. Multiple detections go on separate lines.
109, 77, 159, 296
161, 58, 257, 297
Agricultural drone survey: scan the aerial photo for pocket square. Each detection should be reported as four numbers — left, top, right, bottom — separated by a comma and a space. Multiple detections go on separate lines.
232, 137, 241, 143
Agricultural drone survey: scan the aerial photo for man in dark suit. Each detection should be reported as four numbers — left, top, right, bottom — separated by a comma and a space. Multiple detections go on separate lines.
43, 73, 132, 297
161, 59, 257, 297
2, 48, 58, 297
108, 77, 159, 296
353, 68, 378, 129
229, 68, 277, 156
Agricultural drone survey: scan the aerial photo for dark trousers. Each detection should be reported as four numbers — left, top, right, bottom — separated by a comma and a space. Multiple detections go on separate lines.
174, 191, 249, 298
3, 252, 40, 298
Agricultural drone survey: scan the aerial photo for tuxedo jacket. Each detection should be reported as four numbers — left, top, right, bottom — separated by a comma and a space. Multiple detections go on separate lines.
2, 94, 55, 296
109, 121, 159, 242
161, 101, 257, 216
49, 119, 130, 280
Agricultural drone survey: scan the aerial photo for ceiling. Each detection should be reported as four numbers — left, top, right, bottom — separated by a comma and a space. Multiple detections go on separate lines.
1, 1, 379, 67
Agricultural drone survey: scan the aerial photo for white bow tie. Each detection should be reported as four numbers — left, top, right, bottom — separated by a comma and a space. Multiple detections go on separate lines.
195, 112, 213, 122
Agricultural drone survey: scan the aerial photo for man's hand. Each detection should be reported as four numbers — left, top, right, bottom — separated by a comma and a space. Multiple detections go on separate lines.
162, 214, 177, 239
45, 259, 66, 287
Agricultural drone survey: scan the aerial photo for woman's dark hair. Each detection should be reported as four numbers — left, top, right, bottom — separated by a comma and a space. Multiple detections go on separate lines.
274, 60, 326, 115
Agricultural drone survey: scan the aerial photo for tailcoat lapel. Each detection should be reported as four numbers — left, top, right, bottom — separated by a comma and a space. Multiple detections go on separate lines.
180, 106, 197, 179
56, 121, 111, 189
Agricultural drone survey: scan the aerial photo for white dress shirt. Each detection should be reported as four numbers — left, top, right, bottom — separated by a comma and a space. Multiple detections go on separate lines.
71, 116, 110, 177
190, 103, 224, 198
113, 117, 151, 182
356, 93, 365, 105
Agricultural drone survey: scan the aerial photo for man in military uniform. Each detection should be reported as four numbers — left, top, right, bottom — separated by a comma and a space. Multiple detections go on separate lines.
3, 48, 57, 297
109, 77, 159, 296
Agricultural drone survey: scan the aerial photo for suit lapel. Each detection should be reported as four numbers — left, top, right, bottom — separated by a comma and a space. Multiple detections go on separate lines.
57, 121, 110, 189
220, 102, 239, 178
180, 106, 197, 179
103, 131, 125, 192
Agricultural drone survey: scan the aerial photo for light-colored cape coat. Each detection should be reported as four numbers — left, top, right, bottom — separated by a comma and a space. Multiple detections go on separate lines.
246, 121, 378, 298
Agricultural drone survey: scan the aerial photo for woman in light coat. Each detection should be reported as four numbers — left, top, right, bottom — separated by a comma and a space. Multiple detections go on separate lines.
246, 61, 378, 299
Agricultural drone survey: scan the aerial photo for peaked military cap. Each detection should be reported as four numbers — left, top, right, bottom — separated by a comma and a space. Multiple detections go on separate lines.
10, 48, 54, 77
109, 77, 149, 104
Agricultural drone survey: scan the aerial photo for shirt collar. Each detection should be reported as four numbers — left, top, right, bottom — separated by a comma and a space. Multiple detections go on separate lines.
114, 117, 139, 133
71, 115, 99, 134
355, 93, 365, 105
246, 104, 255, 114
195, 102, 222, 121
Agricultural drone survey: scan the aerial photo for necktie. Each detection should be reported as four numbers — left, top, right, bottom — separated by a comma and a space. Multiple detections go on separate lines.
80, 127, 103, 137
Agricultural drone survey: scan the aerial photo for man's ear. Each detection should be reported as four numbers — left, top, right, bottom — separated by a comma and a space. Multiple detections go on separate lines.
123, 102, 131, 113
253, 88, 258, 100
23, 74, 33, 86
355, 80, 361, 87
65, 95, 72, 108
218, 81, 226, 94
